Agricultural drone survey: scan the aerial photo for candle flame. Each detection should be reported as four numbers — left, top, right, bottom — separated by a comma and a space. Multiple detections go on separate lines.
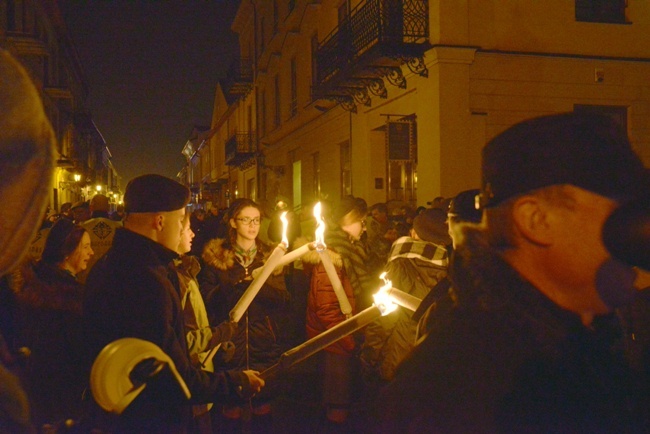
313, 202, 326, 250
280, 211, 289, 247
373, 272, 398, 315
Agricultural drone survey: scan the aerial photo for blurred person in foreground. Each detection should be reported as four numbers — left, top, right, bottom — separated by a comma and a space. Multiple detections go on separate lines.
83, 174, 264, 433
375, 113, 650, 433
0, 48, 56, 434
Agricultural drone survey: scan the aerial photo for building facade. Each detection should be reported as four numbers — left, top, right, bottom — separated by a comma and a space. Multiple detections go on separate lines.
191, 0, 650, 217
0, 0, 119, 212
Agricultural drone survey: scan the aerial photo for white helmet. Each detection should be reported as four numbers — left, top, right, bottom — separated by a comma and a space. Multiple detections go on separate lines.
90, 338, 191, 414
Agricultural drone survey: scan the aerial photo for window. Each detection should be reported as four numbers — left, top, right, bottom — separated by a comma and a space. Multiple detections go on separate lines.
290, 57, 298, 117
340, 141, 352, 197
260, 16, 266, 53
260, 92, 267, 136
311, 34, 319, 88
274, 75, 281, 128
575, 0, 626, 24
313, 152, 321, 200
273, 1, 279, 34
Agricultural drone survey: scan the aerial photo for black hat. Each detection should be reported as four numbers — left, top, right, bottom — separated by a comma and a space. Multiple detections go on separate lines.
124, 174, 190, 213
448, 189, 482, 224
413, 208, 451, 245
480, 112, 648, 208
333, 196, 367, 225
41, 218, 79, 265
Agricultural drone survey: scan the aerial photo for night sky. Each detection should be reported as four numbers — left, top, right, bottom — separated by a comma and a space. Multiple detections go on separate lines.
60, 1, 240, 186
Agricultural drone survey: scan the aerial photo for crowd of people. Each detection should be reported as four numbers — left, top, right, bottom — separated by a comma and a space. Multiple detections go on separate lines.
1, 49, 649, 434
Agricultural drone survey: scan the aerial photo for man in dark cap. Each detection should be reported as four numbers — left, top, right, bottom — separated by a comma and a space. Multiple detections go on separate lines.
83, 174, 264, 433
375, 113, 650, 432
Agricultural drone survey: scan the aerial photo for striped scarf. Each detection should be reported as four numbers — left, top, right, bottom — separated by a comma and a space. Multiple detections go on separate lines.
387, 236, 449, 267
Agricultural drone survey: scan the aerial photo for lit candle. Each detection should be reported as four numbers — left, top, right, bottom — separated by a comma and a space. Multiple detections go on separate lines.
313, 202, 353, 317
376, 272, 422, 312
229, 212, 288, 323
251, 242, 315, 279
261, 272, 401, 380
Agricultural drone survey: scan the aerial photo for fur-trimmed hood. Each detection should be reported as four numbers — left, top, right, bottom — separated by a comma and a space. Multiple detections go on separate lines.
202, 237, 283, 275
10, 260, 83, 314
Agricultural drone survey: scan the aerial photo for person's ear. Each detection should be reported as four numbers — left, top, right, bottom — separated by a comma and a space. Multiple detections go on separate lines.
153, 213, 165, 231
511, 196, 553, 247
230, 218, 237, 229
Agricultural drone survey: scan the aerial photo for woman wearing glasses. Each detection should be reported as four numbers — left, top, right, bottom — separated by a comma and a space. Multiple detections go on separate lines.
200, 198, 289, 431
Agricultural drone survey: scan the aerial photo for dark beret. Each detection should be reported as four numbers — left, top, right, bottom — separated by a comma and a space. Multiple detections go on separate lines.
124, 174, 190, 213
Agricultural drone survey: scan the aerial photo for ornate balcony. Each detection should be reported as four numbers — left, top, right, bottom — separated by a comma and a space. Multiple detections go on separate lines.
223, 57, 253, 100
313, 0, 429, 112
225, 131, 257, 168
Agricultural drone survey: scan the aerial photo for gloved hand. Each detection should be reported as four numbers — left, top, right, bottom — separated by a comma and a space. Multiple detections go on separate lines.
210, 321, 237, 346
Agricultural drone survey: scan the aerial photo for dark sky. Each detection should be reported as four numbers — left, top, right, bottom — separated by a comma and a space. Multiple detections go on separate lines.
60, 1, 240, 186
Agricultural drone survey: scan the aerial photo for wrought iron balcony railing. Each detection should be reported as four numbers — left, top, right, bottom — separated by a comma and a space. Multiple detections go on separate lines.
225, 131, 257, 167
314, 0, 429, 111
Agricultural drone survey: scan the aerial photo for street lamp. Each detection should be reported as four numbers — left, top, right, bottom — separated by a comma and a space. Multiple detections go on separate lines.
96, 185, 102, 193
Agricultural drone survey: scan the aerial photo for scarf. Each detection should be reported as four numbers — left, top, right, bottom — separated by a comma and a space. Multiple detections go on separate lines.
388, 236, 449, 267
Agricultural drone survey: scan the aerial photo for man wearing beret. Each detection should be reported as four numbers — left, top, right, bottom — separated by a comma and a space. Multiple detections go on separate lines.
83, 174, 264, 433
374, 113, 649, 432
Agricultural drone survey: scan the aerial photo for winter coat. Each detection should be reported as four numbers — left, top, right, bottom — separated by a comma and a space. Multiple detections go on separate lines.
374, 227, 649, 433
10, 260, 86, 427
301, 227, 378, 356
361, 236, 448, 381
83, 228, 252, 433
200, 238, 288, 372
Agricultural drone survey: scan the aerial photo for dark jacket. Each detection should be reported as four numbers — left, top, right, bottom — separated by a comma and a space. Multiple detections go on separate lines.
375, 228, 647, 433
200, 238, 288, 372
361, 236, 448, 381
83, 228, 251, 433
11, 260, 86, 427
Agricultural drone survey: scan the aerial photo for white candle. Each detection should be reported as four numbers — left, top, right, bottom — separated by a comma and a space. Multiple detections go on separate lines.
251, 242, 314, 279
229, 242, 287, 323
262, 304, 384, 379
317, 245, 353, 316
384, 287, 422, 312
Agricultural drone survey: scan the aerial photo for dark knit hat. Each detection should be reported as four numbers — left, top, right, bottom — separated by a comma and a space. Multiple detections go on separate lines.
124, 174, 190, 213
412, 208, 451, 245
41, 218, 84, 265
333, 196, 367, 225
448, 189, 482, 224
480, 112, 649, 208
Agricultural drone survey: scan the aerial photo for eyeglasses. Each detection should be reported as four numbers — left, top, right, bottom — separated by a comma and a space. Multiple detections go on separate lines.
236, 217, 261, 226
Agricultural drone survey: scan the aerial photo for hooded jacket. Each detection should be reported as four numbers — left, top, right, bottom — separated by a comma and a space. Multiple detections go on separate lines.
10, 260, 86, 426
200, 238, 288, 372
361, 236, 448, 381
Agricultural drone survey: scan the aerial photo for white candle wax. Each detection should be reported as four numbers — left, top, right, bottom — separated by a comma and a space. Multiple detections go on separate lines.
229, 243, 287, 323
385, 287, 422, 312
262, 305, 382, 379
250, 242, 313, 279
317, 248, 353, 316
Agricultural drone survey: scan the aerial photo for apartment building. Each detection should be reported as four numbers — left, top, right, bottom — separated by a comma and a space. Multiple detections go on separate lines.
195, 0, 650, 215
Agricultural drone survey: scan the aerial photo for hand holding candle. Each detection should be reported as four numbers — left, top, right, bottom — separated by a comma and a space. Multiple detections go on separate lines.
313, 202, 353, 317
229, 212, 288, 323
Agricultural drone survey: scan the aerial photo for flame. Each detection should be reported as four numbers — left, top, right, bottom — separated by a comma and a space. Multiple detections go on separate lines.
373, 272, 398, 315
313, 202, 326, 249
280, 211, 289, 247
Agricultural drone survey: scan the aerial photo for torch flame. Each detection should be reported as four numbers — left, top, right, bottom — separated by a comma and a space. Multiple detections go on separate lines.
373, 272, 398, 315
313, 202, 326, 250
280, 211, 289, 247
